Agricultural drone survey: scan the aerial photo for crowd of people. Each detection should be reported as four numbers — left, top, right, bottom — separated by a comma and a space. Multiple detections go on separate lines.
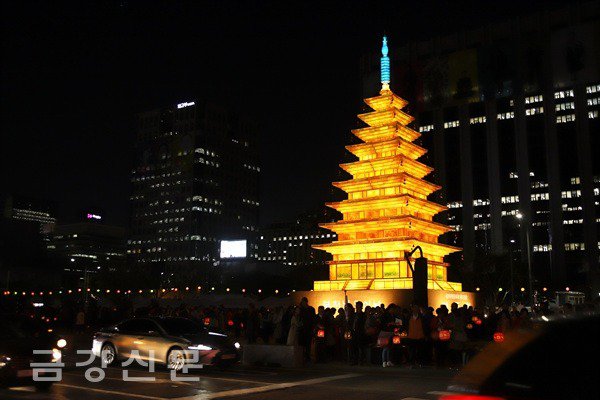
3, 294, 597, 368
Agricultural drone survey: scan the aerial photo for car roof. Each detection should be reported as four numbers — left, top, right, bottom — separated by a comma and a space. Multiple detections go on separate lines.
448, 313, 600, 394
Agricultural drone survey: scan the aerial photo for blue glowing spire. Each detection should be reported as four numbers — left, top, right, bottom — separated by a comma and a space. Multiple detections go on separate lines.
380, 36, 390, 91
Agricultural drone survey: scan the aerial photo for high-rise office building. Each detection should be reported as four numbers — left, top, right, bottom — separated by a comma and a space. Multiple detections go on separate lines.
257, 208, 338, 267
129, 100, 260, 273
48, 214, 126, 286
359, 1, 600, 289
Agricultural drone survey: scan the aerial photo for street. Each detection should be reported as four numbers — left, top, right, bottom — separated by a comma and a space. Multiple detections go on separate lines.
0, 363, 455, 400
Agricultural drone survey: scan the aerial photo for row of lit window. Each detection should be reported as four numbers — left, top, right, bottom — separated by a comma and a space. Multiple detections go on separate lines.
449, 187, 599, 209
265, 234, 336, 242
242, 225, 257, 231
555, 90, 574, 99
585, 84, 600, 94
192, 195, 222, 206
509, 172, 535, 179
149, 180, 186, 189
557, 114, 575, 123
556, 102, 575, 111
194, 148, 218, 157
131, 171, 182, 183
195, 158, 220, 168
243, 163, 261, 172
525, 107, 543, 116
533, 242, 600, 252
242, 198, 259, 206
470, 116, 486, 124
525, 95, 543, 104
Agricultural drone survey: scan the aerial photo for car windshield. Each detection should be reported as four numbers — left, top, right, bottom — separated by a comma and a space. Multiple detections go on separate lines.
159, 318, 203, 335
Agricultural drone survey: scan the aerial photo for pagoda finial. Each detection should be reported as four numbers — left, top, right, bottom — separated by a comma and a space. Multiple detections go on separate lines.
380, 36, 390, 92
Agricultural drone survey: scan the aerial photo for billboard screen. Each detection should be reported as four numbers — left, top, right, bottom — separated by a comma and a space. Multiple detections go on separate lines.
220, 240, 247, 259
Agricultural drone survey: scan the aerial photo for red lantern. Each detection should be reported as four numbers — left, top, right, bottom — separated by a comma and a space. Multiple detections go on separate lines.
493, 332, 505, 343
204, 317, 211, 326
439, 330, 451, 341
466, 323, 473, 330
400, 331, 408, 337
227, 320, 234, 327
471, 316, 478, 322
317, 329, 325, 338
392, 335, 401, 344
475, 318, 482, 325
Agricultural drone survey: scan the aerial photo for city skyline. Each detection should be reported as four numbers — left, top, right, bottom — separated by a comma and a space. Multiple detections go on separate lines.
1, 0, 567, 228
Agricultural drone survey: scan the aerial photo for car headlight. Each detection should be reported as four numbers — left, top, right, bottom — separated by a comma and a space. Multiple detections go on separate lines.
52, 348, 62, 363
234, 342, 241, 349
0, 355, 11, 368
188, 344, 212, 351
57, 338, 67, 348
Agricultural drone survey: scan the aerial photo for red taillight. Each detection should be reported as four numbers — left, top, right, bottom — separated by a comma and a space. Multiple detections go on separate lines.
440, 395, 505, 400
493, 332, 505, 343
317, 329, 325, 338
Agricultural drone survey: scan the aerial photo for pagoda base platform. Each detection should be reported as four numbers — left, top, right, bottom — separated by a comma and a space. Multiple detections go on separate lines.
290, 288, 476, 310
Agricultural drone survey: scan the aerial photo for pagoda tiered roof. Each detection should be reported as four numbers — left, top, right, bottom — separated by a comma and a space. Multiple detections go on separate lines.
314, 237, 460, 258
363, 91, 409, 111
340, 154, 433, 179
351, 124, 421, 143
332, 172, 441, 199
326, 194, 447, 216
320, 215, 452, 236
358, 108, 414, 127
345, 137, 427, 160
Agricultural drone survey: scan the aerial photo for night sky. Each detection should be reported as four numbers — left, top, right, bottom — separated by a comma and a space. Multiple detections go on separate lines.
1, 0, 564, 228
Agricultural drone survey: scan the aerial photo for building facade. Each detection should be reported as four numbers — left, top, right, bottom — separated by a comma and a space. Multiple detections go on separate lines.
257, 208, 338, 267
48, 217, 126, 286
129, 101, 260, 271
360, 1, 600, 289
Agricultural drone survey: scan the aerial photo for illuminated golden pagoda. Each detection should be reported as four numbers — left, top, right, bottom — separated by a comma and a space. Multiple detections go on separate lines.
312, 36, 462, 294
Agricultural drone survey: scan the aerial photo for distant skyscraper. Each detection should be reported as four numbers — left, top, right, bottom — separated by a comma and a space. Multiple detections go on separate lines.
129, 101, 260, 272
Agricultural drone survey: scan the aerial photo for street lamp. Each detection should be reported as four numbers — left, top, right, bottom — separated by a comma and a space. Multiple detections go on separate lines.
516, 212, 534, 307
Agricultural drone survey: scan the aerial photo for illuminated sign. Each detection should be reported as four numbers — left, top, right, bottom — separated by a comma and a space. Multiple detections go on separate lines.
220, 240, 247, 259
177, 101, 195, 109
86, 213, 101, 220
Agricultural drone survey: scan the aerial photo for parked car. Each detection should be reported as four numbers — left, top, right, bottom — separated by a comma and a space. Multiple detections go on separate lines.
92, 317, 240, 370
0, 315, 66, 390
440, 313, 599, 400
